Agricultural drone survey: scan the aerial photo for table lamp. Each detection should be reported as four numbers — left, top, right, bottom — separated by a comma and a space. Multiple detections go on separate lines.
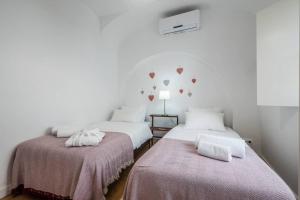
159, 90, 170, 115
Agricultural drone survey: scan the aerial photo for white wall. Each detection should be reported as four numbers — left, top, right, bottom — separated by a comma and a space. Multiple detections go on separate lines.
259, 107, 298, 193
256, 0, 299, 194
118, 7, 261, 151
257, 0, 299, 106
0, 0, 119, 197
122, 52, 234, 127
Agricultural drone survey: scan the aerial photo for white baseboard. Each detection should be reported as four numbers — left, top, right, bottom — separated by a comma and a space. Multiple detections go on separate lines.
0, 185, 10, 198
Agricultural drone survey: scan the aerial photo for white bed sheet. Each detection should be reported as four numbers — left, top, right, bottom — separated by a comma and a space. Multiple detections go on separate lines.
164, 124, 241, 142
89, 121, 152, 149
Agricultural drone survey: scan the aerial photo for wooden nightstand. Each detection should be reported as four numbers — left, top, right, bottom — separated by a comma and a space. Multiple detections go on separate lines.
150, 114, 179, 145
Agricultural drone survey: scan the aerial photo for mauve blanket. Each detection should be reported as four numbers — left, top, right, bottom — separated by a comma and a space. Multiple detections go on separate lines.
12, 132, 134, 200
124, 138, 295, 200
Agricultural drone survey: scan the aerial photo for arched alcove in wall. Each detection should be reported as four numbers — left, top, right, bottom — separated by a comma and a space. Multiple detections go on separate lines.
121, 51, 233, 126
111, 4, 261, 151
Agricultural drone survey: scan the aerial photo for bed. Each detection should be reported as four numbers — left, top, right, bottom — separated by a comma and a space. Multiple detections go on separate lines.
89, 121, 152, 150
11, 121, 152, 200
124, 125, 296, 200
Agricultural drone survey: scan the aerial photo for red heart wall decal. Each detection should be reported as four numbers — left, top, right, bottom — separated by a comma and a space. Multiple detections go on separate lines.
148, 95, 154, 101
179, 89, 184, 94
192, 78, 197, 84
149, 72, 155, 79
176, 67, 183, 75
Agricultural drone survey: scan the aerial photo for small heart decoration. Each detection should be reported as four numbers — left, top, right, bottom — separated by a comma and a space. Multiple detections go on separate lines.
192, 78, 197, 84
148, 95, 154, 101
140, 90, 144, 95
176, 67, 183, 75
188, 92, 192, 97
163, 80, 170, 86
149, 72, 155, 79
153, 86, 157, 90
179, 89, 184, 94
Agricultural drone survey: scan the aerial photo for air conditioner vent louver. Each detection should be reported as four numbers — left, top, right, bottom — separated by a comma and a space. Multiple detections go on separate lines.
159, 10, 200, 35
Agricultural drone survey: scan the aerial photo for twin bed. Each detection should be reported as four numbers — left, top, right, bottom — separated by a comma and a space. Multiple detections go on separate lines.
11, 107, 296, 200
124, 125, 296, 200
11, 121, 152, 200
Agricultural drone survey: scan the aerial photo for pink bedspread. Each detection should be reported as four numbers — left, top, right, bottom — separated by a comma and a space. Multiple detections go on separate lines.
12, 132, 134, 200
124, 138, 295, 200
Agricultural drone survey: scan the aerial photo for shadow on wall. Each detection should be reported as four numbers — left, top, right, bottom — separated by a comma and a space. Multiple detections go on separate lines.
121, 51, 233, 126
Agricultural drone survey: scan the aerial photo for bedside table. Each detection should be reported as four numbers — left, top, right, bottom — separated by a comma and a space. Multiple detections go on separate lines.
150, 114, 179, 145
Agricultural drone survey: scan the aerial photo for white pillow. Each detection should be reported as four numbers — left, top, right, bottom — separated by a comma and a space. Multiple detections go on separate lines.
121, 105, 146, 122
111, 109, 141, 123
185, 111, 226, 131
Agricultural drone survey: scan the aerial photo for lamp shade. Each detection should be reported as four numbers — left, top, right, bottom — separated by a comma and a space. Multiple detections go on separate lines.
159, 90, 170, 100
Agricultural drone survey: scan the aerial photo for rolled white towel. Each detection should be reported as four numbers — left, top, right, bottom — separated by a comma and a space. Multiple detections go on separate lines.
195, 134, 246, 158
198, 141, 232, 162
65, 131, 105, 147
51, 127, 82, 138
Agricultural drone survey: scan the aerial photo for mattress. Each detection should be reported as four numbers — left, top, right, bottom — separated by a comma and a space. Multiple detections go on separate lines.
89, 121, 152, 149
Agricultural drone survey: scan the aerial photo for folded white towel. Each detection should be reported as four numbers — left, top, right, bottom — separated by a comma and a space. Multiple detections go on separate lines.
195, 134, 246, 158
65, 130, 105, 147
197, 141, 232, 162
51, 127, 82, 138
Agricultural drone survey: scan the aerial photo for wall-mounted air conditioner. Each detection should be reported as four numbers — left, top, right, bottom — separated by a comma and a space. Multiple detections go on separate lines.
159, 10, 200, 35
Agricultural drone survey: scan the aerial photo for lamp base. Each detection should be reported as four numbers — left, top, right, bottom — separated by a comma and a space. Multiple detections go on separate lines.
163, 99, 167, 115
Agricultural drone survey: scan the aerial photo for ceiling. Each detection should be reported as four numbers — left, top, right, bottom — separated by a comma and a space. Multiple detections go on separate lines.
81, 0, 280, 18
